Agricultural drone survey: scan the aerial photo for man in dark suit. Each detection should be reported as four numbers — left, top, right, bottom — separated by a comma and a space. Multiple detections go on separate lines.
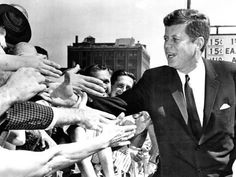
89, 9, 236, 176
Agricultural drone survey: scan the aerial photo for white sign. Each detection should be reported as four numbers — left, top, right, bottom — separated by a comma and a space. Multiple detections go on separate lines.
205, 34, 236, 63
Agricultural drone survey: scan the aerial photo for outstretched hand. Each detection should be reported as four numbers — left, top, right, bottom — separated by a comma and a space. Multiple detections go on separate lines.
67, 65, 107, 97
78, 92, 117, 132
48, 70, 78, 107
24, 54, 62, 78
100, 122, 136, 147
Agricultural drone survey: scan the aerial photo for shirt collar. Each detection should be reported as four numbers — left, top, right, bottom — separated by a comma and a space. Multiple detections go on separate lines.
177, 58, 205, 84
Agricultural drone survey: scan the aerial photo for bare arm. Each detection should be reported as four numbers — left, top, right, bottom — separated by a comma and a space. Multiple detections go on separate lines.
52, 92, 117, 131
148, 124, 159, 163
0, 124, 136, 177
0, 54, 62, 78
1, 92, 117, 132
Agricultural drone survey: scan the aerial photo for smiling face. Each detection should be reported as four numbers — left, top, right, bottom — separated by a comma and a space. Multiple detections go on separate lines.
164, 24, 199, 73
111, 75, 134, 97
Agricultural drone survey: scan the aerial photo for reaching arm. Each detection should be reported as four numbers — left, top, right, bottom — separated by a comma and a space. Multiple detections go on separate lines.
0, 123, 136, 177
1, 93, 117, 132
87, 69, 153, 116
63, 65, 107, 97
0, 54, 62, 78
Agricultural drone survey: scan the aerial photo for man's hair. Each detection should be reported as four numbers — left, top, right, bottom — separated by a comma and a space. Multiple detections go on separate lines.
111, 69, 136, 85
83, 64, 113, 77
163, 9, 210, 52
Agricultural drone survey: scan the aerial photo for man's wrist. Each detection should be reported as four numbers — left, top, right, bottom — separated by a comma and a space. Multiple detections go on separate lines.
96, 134, 109, 149
51, 107, 82, 127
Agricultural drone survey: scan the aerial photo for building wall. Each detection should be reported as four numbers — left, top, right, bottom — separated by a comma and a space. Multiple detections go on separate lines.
67, 38, 150, 80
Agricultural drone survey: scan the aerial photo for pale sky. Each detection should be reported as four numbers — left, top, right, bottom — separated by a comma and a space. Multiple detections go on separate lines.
2, 0, 236, 68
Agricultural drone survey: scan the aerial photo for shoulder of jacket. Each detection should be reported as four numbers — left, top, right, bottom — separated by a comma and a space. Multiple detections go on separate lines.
145, 65, 173, 74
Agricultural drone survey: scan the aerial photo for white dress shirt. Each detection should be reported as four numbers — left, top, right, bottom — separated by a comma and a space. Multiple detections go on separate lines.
177, 59, 205, 126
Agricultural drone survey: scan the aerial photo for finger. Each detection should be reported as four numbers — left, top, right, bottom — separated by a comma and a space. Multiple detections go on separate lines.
41, 140, 46, 148
91, 125, 102, 132
73, 86, 83, 95
81, 87, 105, 97
81, 82, 106, 94
40, 68, 61, 78
117, 112, 125, 120
39, 93, 52, 102
122, 125, 137, 132
43, 87, 51, 94
116, 112, 125, 125
44, 77, 56, 84
42, 63, 62, 75
37, 84, 47, 92
121, 132, 135, 140
100, 117, 117, 125
79, 92, 88, 108
38, 90, 50, 97
99, 111, 117, 120
112, 141, 130, 147
67, 64, 81, 74
43, 59, 61, 69
84, 76, 104, 86
38, 62, 61, 74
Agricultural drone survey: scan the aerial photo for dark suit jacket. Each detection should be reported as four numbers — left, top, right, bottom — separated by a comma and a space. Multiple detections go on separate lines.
0, 101, 53, 131
89, 59, 236, 177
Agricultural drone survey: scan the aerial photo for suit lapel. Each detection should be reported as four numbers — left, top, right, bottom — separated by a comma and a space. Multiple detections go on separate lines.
199, 59, 220, 143
172, 91, 188, 125
169, 70, 189, 125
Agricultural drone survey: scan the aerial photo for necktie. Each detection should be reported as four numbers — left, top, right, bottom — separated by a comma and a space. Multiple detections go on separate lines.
184, 75, 202, 140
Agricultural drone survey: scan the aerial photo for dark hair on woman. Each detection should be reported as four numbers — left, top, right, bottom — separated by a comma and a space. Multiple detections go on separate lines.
111, 69, 136, 85
163, 9, 210, 52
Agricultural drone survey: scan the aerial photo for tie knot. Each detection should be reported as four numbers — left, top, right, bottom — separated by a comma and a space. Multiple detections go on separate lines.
185, 75, 190, 82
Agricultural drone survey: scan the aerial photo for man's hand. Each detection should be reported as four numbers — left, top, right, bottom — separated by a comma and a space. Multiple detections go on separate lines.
101, 123, 136, 147
130, 147, 143, 162
67, 65, 107, 97
146, 161, 158, 176
78, 92, 117, 132
23, 55, 62, 78
134, 111, 152, 136
4, 67, 47, 102
48, 70, 78, 107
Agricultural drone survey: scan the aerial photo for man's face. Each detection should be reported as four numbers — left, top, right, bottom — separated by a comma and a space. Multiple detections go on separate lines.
164, 24, 198, 72
92, 70, 111, 96
111, 75, 134, 97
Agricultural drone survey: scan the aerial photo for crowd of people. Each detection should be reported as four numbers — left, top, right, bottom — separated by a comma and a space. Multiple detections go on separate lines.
0, 3, 137, 177
1, 2, 236, 177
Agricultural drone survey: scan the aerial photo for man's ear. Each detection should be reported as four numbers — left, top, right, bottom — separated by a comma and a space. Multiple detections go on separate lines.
194, 37, 204, 50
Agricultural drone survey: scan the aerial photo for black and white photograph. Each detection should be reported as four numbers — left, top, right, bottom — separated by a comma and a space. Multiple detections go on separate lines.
0, 0, 236, 176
